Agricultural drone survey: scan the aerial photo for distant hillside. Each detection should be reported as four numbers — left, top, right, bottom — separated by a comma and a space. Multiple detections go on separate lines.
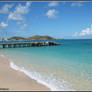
8, 35, 56, 41
8, 36, 25, 41
26, 35, 56, 40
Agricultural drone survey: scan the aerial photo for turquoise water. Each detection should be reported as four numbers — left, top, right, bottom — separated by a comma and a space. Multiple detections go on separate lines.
1, 40, 92, 90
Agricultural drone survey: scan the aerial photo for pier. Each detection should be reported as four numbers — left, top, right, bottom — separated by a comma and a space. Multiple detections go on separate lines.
0, 41, 60, 48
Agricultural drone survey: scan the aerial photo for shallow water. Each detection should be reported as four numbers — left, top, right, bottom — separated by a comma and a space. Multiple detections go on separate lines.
1, 39, 92, 91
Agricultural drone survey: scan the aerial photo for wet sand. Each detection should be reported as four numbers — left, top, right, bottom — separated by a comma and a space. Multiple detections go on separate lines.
0, 55, 50, 91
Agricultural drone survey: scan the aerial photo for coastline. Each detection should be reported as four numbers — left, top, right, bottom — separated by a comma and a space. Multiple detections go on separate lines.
0, 54, 50, 91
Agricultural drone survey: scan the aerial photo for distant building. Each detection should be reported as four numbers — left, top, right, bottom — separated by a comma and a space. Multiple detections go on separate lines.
0, 39, 2, 41
4, 38, 8, 41
0, 38, 8, 41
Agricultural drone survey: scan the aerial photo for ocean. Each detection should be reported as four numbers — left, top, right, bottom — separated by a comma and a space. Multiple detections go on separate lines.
0, 39, 92, 91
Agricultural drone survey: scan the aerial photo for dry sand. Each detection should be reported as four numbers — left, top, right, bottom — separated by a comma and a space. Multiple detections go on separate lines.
0, 55, 50, 91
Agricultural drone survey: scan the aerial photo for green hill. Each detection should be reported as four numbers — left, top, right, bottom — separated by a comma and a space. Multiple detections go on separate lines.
8, 36, 25, 41
8, 35, 56, 41
26, 35, 56, 40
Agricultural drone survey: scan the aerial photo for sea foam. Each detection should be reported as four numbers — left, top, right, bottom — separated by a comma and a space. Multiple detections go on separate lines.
10, 61, 74, 91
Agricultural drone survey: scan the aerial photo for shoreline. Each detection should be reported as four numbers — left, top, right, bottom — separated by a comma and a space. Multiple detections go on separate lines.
0, 52, 75, 91
0, 54, 50, 91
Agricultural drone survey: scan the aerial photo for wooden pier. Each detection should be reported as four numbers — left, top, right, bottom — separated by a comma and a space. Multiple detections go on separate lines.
0, 41, 60, 48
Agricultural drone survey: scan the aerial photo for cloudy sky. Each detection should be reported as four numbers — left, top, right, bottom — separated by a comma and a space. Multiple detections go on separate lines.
0, 1, 92, 39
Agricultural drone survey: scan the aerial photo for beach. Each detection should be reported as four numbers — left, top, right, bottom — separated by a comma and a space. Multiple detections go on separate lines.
0, 54, 50, 91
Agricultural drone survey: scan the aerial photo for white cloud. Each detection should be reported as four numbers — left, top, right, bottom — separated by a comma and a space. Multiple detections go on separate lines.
8, 12, 23, 20
79, 27, 92, 36
71, 2, 83, 7
73, 25, 92, 37
48, 2, 59, 7
46, 9, 58, 18
0, 4, 13, 14
0, 22, 8, 28
8, 5, 26, 20
8, 2, 31, 20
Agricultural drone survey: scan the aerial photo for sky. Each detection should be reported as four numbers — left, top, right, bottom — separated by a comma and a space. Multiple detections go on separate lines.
0, 1, 92, 39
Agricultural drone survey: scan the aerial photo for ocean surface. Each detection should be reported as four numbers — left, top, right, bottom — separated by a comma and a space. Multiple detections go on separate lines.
0, 39, 92, 91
